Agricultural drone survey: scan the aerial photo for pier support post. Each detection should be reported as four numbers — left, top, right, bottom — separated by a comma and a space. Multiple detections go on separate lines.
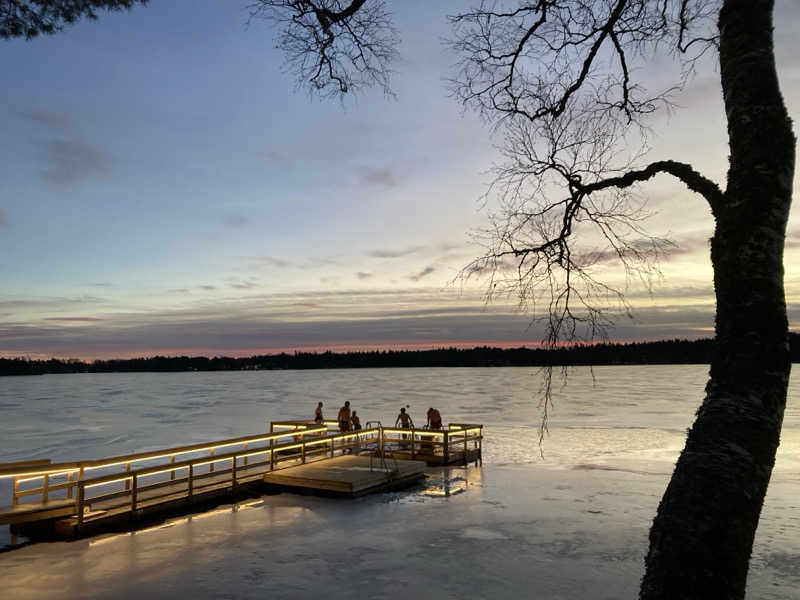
443, 431, 449, 464
77, 482, 85, 525
131, 474, 137, 513
188, 464, 194, 500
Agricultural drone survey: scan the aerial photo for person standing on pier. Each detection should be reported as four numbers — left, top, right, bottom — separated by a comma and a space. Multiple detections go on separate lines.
314, 402, 324, 424
396, 407, 414, 448
338, 401, 351, 432
395, 407, 414, 429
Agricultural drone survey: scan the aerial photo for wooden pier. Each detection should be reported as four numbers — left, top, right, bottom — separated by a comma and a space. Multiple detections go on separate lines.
0, 420, 482, 540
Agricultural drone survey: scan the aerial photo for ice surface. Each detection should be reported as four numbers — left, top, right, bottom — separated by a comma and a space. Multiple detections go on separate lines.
0, 366, 798, 599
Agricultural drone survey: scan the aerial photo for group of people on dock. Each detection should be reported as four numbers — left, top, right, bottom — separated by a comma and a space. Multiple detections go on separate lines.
314, 400, 362, 432
313, 402, 442, 432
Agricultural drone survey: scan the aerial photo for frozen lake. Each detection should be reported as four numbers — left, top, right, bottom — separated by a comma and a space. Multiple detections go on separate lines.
0, 366, 798, 598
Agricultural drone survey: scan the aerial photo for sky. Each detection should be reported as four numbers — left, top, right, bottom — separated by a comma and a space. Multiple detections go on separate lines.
1, 0, 800, 360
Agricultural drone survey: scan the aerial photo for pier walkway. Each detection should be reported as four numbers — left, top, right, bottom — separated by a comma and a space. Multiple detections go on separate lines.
0, 421, 482, 539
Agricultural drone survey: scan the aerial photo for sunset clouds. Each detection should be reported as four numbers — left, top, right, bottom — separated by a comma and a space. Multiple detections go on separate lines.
1, 0, 799, 359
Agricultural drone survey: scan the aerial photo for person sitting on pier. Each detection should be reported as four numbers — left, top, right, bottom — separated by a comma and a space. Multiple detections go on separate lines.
314, 401, 324, 424
426, 407, 442, 430
338, 401, 351, 432
351, 410, 361, 431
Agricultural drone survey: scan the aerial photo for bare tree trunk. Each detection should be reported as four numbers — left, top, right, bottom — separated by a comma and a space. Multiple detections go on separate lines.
641, 1, 795, 598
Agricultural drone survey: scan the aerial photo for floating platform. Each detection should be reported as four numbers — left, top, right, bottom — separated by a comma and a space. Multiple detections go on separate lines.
263, 454, 425, 496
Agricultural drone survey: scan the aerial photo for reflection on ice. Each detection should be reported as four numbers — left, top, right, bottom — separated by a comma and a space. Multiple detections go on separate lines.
420, 475, 468, 497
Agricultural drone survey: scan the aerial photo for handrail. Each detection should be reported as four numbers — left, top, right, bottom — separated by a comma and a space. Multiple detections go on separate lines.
78, 427, 381, 489
70, 427, 385, 520
0, 425, 325, 480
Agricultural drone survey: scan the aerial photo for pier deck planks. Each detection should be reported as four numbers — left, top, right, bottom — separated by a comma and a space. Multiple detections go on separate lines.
263, 454, 425, 496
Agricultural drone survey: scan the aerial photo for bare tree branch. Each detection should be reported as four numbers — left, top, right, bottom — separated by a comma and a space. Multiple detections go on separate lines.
249, 0, 399, 98
451, 1, 722, 352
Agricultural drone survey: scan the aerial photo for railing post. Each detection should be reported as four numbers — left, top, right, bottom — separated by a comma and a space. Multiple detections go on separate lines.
411, 430, 416, 460
67, 471, 74, 499
131, 474, 137, 513
243, 442, 249, 467
77, 482, 85, 525
269, 423, 274, 461
443, 431, 449, 464
170, 455, 176, 481
12, 477, 19, 506
232, 455, 238, 490
42, 474, 49, 503
301, 442, 306, 464
188, 464, 194, 500
464, 431, 468, 465
209, 448, 215, 473
124, 462, 131, 491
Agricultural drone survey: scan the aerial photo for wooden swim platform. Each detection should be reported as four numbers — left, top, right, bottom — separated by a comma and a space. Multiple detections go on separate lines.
263, 454, 425, 496
0, 420, 482, 540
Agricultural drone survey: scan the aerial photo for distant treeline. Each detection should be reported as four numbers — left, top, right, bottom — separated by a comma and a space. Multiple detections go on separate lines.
2, 334, 799, 376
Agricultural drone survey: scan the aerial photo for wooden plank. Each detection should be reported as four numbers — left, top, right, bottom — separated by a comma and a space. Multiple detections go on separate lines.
0, 459, 51, 470
0, 499, 75, 525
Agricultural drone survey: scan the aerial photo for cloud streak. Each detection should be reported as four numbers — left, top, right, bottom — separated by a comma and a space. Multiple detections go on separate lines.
367, 246, 425, 258
224, 215, 250, 227
410, 266, 435, 281
14, 106, 71, 132
43, 317, 105, 322
357, 166, 397, 187
39, 138, 113, 188
256, 256, 291, 268
0, 296, 742, 360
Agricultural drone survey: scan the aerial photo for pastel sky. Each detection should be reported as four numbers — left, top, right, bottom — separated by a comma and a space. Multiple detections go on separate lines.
2, 0, 800, 360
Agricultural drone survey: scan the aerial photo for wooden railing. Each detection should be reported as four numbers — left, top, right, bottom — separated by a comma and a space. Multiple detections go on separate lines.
71, 426, 381, 524
380, 424, 483, 463
2, 423, 320, 509
0, 422, 482, 524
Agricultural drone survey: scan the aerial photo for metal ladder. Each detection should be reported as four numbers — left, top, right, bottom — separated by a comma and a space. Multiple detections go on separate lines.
365, 421, 399, 478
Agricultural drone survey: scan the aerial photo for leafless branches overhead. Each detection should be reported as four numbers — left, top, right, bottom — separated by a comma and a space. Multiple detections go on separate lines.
249, 0, 399, 98
452, 1, 722, 345
448, 0, 720, 125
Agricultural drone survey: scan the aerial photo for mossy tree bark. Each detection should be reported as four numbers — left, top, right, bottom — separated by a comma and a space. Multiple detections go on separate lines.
640, 1, 795, 598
